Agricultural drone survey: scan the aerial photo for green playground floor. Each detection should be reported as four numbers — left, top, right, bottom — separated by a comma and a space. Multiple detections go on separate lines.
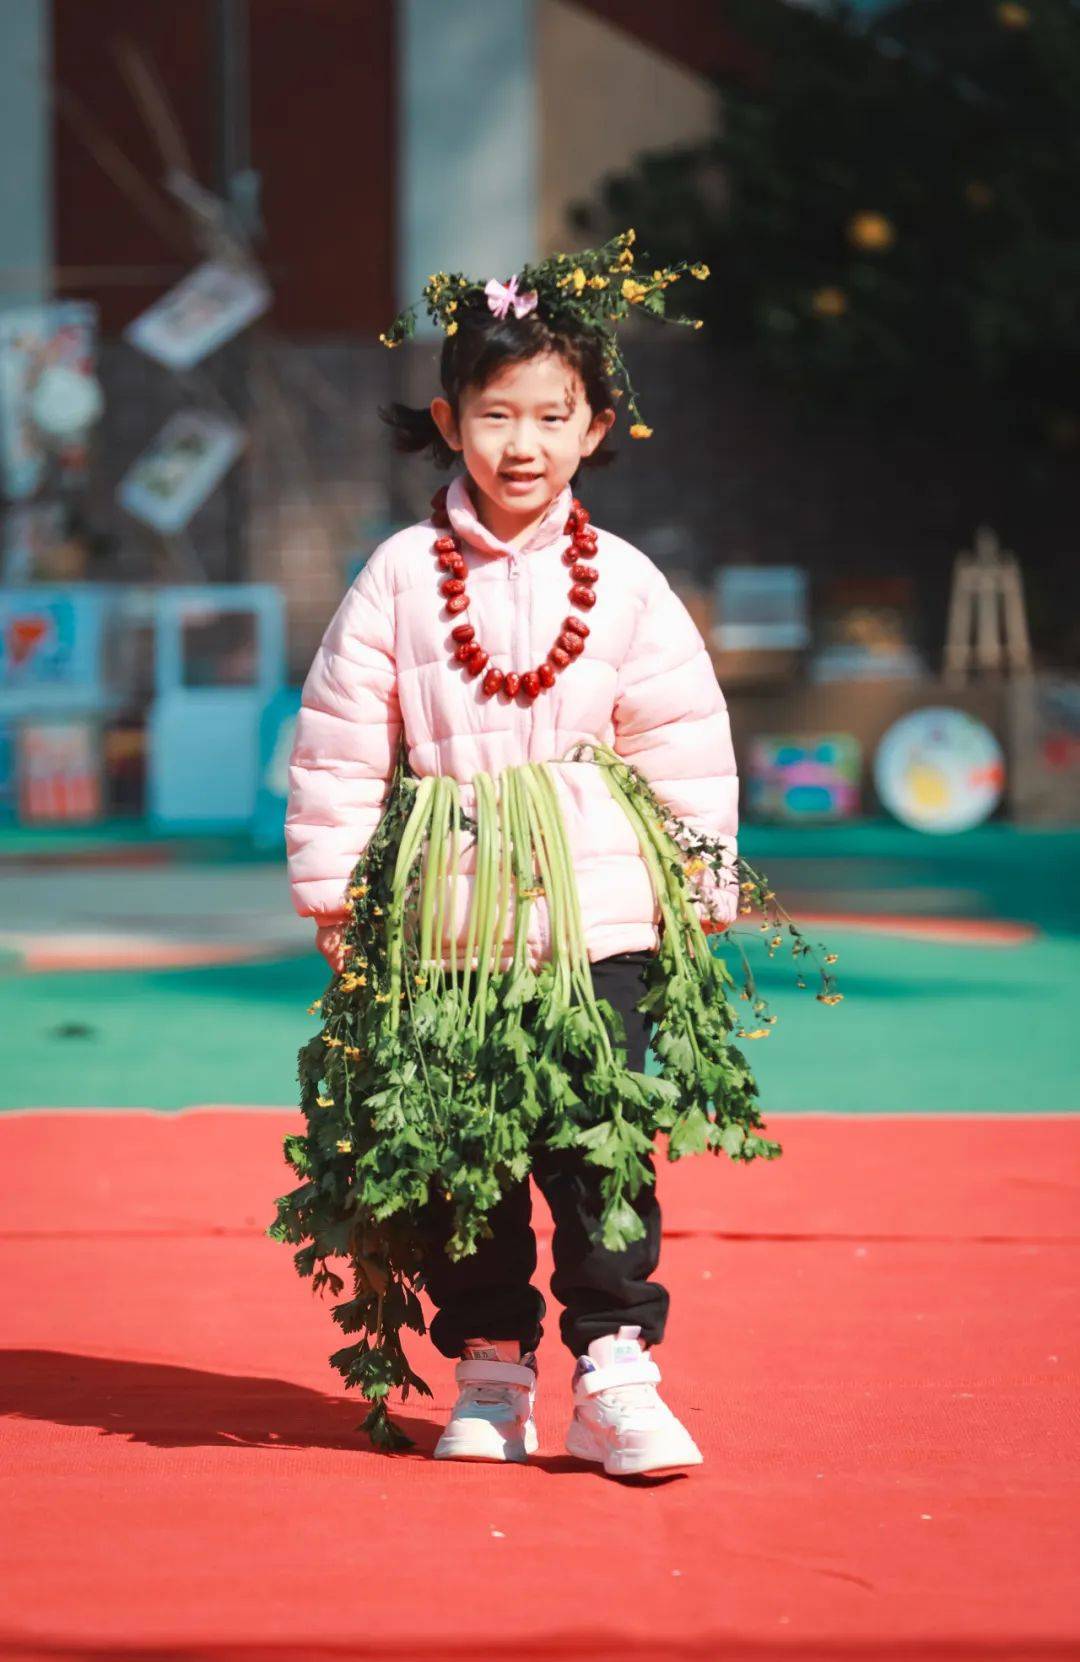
1, 820, 1077, 1115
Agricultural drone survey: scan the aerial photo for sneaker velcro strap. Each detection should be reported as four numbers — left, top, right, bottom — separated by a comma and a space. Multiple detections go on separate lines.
577, 1359, 661, 1396
455, 1359, 536, 1389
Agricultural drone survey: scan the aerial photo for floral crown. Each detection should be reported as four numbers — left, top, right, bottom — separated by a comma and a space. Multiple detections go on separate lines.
377, 228, 710, 440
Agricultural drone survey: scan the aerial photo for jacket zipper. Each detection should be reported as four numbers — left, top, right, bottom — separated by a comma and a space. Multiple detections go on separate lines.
507, 546, 547, 953
507, 549, 534, 755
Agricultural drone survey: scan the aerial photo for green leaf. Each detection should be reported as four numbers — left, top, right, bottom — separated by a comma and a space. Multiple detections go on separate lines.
719, 1123, 746, 1158
669, 1108, 711, 1159
599, 1197, 648, 1251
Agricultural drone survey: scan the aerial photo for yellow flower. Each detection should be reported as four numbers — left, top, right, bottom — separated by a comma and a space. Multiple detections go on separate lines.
316, 1096, 333, 1108
691, 263, 710, 280
621, 278, 648, 303
572, 267, 587, 292
741, 1029, 770, 1040
812, 286, 848, 318
589, 275, 608, 289
445, 320, 458, 336
306, 999, 322, 1016
323, 1034, 343, 1048
691, 320, 703, 330
373, 906, 383, 916
348, 883, 368, 898
816, 992, 844, 1005
619, 248, 635, 268
336, 1138, 353, 1154
629, 423, 653, 440
684, 858, 706, 876
825, 952, 839, 964
847, 211, 895, 253
377, 333, 400, 350
623, 228, 636, 245
344, 1045, 362, 1060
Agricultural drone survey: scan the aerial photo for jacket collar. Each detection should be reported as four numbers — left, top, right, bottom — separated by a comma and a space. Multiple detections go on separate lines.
445, 472, 574, 558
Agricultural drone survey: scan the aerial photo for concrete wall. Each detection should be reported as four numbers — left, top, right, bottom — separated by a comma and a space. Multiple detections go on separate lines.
0, 0, 52, 305
398, 0, 538, 331
537, 0, 720, 257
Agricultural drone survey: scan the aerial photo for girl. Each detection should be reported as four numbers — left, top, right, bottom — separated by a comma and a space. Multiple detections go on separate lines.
279, 231, 775, 1477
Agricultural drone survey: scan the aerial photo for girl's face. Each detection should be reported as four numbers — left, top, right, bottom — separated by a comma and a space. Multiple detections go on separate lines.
430, 351, 615, 534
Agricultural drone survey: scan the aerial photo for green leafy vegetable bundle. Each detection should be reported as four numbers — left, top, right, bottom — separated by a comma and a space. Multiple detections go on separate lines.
267, 743, 783, 1449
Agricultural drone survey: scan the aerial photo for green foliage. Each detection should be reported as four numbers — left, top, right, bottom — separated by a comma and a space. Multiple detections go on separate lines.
377, 229, 711, 433
572, 0, 1080, 451
267, 742, 790, 1449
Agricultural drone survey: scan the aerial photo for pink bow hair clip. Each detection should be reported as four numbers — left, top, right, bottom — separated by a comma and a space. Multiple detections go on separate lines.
484, 274, 539, 321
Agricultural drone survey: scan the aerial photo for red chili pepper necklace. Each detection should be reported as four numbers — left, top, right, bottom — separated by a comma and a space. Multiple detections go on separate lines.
429, 483, 598, 700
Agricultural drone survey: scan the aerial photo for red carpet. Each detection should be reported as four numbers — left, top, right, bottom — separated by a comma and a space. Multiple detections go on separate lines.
1, 1109, 1077, 1662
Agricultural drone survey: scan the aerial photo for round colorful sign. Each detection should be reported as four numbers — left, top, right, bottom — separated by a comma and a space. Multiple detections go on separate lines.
873, 707, 1005, 833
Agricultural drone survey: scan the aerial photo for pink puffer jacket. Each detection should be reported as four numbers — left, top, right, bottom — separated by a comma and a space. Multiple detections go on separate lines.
286, 473, 739, 965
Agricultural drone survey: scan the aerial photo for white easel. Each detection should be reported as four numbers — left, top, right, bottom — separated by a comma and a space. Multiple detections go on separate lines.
944, 525, 1039, 816
943, 525, 1032, 686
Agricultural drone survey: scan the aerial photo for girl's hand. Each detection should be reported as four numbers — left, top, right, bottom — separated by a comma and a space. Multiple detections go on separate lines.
684, 858, 736, 934
315, 924, 348, 974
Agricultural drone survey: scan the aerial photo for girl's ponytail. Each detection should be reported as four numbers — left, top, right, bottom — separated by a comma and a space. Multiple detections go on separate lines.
378, 401, 457, 469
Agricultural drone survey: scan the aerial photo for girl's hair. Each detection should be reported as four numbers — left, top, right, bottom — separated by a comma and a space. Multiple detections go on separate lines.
378, 307, 618, 471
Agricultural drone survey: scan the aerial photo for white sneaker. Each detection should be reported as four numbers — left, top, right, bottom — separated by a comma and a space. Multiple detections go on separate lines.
433, 1339, 539, 1463
565, 1325, 703, 1477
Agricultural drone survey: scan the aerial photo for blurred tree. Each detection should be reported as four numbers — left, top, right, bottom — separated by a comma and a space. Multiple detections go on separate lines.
569, 0, 1080, 460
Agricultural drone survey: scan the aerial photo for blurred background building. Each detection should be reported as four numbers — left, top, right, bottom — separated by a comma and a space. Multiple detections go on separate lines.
0, 0, 1077, 840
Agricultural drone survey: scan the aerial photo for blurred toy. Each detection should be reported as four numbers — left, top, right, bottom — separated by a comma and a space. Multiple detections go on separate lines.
710, 565, 808, 686
747, 733, 861, 822
809, 574, 924, 682
874, 707, 1005, 833
18, 719, 104, 824
147, 584, 284, 826
0, 302, 101, 499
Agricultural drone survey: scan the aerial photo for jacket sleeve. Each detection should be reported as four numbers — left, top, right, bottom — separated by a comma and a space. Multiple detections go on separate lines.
285, 547, 403, 925
612, 563, 740, 925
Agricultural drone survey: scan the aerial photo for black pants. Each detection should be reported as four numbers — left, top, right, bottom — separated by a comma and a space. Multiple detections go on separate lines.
419, 949, 669, 1360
